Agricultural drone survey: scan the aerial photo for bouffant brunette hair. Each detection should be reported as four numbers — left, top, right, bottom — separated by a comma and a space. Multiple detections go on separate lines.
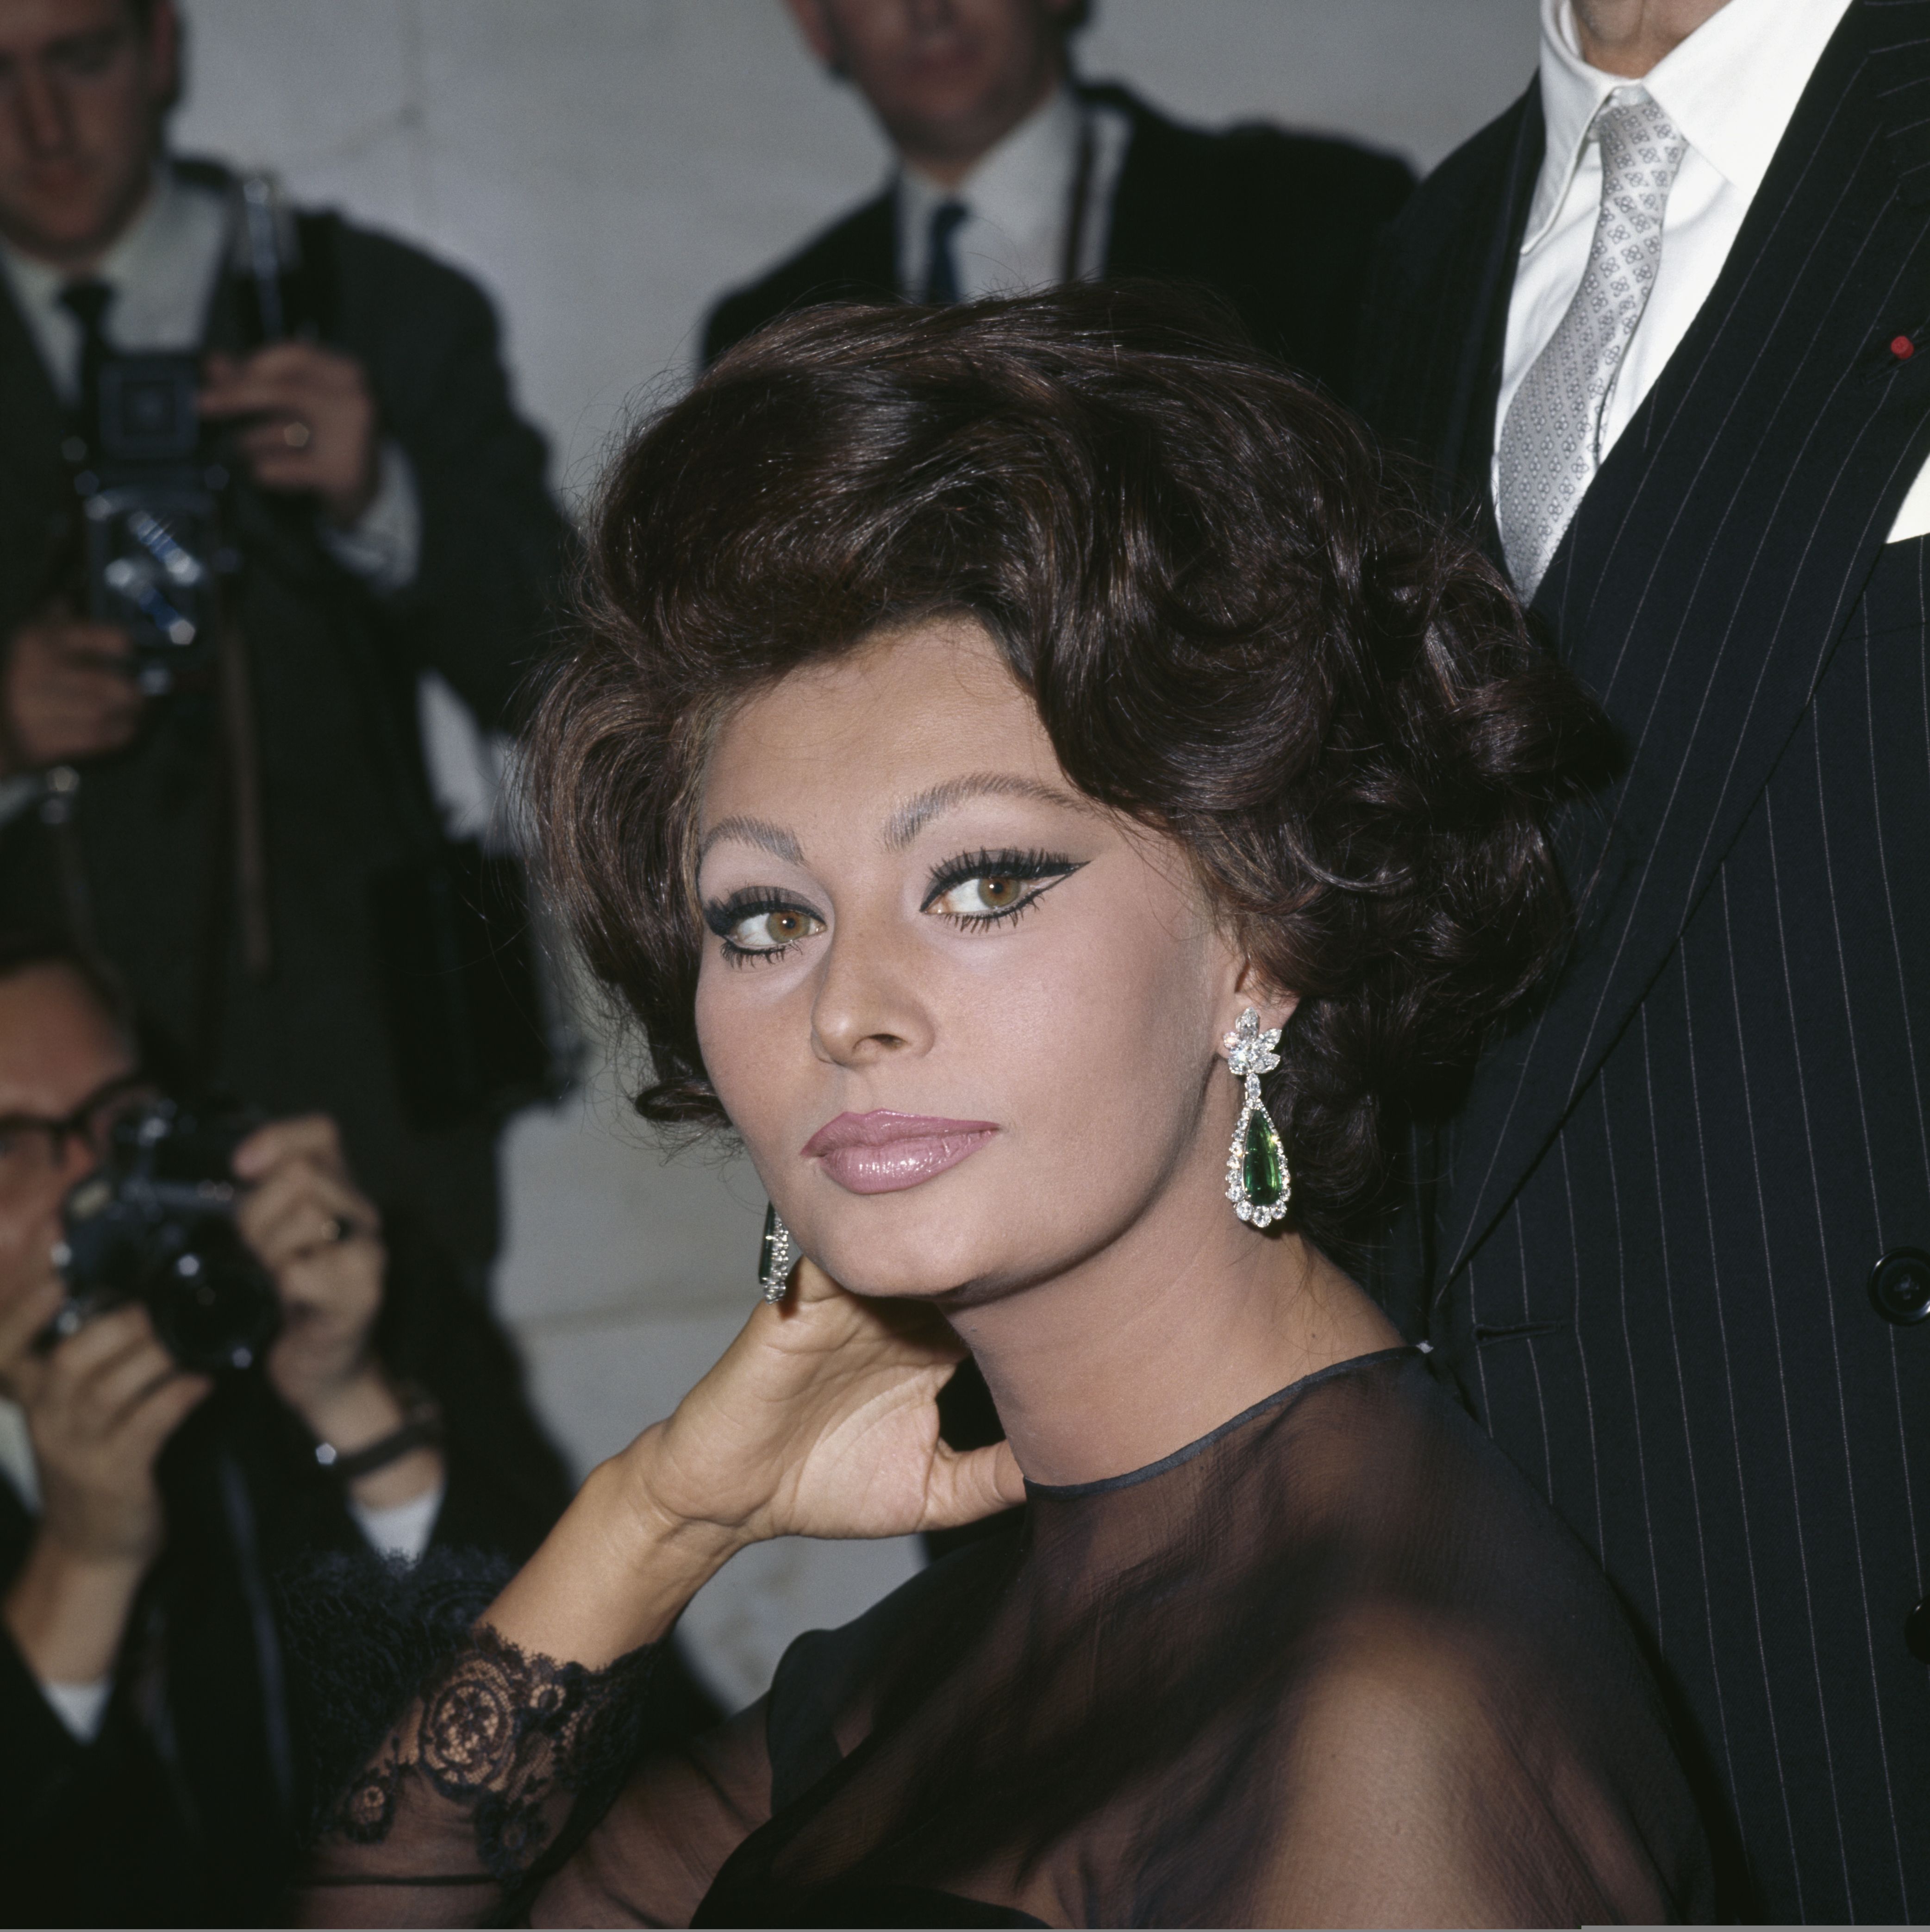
531, 287, 1614, 1248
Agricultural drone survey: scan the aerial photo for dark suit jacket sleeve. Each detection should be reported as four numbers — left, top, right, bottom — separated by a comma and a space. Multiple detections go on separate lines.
329, 224, 575, 734
0, 1624, 88, 1816
0, 1501, 208, 1924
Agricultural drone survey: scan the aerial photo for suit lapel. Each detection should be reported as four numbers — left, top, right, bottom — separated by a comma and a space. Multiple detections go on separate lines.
1434, 88, 1543, 536
1445, 0, 1930, 1276
0, 275, 75, 632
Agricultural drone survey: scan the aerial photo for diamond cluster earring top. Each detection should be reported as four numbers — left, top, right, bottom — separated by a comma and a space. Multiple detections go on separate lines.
1223, 1007, 1291, 1228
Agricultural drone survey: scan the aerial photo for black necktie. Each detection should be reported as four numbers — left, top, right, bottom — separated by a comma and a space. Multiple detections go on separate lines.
57, 276, 116, 436
922, 200, 968, 305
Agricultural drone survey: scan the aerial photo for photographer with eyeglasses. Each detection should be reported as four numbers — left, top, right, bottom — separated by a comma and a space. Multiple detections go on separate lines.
0, 931, 595, 1926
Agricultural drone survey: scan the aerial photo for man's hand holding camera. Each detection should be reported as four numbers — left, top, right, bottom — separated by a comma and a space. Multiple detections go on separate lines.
0, 340, 384, 780
0, 611, 143, 776
199, 343, 382, 530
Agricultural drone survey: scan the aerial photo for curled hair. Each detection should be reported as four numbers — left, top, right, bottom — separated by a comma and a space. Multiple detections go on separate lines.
531, 287, 1615, 1249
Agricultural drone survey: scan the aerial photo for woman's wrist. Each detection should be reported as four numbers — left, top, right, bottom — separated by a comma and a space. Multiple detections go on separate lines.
481, 1427, 750, 1670
294, 1364, 448, 1511
284, 1356, 400, 1451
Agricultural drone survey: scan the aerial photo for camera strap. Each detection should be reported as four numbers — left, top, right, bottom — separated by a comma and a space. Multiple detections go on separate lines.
216, 612, 272, 982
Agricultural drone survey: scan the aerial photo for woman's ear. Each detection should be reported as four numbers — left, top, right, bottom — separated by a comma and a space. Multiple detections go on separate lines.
1227, 962, 1299, 1045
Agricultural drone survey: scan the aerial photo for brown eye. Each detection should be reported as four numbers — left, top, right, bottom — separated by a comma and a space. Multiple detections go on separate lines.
935, 873, 1035, 919
724, 906, 824, 954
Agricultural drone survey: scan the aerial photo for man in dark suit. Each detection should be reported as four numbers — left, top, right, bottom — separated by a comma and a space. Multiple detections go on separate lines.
1357, 0, 1930, 1919
0, 0, 571, 1271
703, 0, 1412, 393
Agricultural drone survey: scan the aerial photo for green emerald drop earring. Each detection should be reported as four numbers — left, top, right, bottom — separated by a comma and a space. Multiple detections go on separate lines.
1223, 1007, 1291, 1228
758, 1202, 795, 1304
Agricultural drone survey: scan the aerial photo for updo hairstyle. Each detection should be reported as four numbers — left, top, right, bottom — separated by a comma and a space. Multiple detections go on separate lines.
530, 287, 1614, 1250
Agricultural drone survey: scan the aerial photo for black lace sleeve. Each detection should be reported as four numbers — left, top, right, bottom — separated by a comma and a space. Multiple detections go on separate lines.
300, 1627, 657, 1924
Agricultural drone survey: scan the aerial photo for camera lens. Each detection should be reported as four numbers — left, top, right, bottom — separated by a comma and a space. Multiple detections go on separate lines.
144, 1215, 281, 1373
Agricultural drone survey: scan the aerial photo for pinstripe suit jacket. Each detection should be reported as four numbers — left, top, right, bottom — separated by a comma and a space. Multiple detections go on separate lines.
1357, 2, 1930, 1919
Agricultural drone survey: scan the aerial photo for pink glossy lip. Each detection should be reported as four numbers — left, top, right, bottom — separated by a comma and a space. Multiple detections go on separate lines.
801, 1110, 998, 1195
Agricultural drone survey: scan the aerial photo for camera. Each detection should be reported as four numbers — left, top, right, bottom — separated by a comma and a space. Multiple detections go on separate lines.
75, 354, 233, 697
69, 175, 306, 697
51, 1099, 281, 1375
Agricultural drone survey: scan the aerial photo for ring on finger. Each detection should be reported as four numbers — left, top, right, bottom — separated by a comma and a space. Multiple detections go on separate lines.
327, 1214, 356, 1244
282, 419, 312, 450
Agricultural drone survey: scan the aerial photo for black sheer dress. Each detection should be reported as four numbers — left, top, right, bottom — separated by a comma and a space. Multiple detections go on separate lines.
300, 1349, 1715, 1927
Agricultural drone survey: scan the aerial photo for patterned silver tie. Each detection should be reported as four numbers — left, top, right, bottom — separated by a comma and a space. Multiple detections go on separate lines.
1497, 88, 1687, 598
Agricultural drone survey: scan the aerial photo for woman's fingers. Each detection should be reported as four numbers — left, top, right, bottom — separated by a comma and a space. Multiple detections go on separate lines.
926, 1440, 1027, 1531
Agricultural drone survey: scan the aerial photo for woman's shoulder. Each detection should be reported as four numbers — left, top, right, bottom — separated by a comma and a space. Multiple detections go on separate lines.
762, 1519, 1023, 1813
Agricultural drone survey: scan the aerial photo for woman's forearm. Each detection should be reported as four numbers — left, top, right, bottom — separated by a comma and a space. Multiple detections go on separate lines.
478, 1424, 748, 1669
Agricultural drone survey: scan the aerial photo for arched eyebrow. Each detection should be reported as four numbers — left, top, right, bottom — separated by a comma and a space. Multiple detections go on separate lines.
882, 774, 1089, 851
697, 816, 805, 865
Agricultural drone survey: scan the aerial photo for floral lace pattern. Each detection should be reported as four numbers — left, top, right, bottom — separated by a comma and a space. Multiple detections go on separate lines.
326, 1624, 656, 1888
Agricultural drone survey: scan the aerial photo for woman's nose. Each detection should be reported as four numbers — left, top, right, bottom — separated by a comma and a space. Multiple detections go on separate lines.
808, 920, 933, 1068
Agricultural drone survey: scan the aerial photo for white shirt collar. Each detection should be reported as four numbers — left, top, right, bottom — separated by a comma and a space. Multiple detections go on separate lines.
0, 161, 229, 386
899, 84, 1085, 273
1524, 0, 1855, 251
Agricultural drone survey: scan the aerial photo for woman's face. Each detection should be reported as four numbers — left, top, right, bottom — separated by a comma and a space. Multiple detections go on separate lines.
694, 619, 1274, 1303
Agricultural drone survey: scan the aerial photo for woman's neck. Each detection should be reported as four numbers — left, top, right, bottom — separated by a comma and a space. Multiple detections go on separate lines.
945, 1192, 1401, 1489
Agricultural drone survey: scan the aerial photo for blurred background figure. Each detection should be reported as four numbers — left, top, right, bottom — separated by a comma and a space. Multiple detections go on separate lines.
703, 0, 1414, 389
0, 933, 593, 1926
0, 0, 573, 1279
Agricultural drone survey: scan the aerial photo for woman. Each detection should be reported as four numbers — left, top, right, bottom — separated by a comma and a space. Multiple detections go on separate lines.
301, 289, 1713, 1927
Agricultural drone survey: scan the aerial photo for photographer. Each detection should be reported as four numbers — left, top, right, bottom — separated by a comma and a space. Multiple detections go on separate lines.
0, 0, 574, 1272
0, 932, 582, 1926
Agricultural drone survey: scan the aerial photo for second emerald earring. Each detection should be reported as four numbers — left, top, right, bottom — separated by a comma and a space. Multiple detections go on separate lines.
1223, 1007, 1291, 1228
758, 1202, 795, 1303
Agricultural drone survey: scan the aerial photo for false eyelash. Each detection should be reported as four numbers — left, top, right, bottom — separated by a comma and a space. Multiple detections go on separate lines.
703, 890, 824, 966
921, 848, 1086, 929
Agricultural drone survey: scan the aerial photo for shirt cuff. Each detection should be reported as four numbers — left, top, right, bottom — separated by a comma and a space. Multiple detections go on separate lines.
350, 1478, 444, 1563
318, 439, 422, 595
40, 1676, 111, 1743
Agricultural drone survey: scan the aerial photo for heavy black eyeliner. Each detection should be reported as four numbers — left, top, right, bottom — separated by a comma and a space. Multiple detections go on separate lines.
918, 847, 1086, 913
701, 889, 823, 939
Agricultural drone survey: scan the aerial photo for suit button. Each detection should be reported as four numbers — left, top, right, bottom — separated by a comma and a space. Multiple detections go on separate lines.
1909, 1597, 1930, 1665
1868, 1247, 1930, 1326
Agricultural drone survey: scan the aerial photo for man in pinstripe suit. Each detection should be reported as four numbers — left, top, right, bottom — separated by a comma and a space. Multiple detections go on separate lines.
1359, 0, 1930, 1918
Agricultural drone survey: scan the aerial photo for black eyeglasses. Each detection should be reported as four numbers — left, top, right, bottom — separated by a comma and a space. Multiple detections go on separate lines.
0, 1072, 155, 1195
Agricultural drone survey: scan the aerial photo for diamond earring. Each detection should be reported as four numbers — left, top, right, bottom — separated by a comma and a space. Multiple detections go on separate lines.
758, 1202, 796, 1304
1223, 1008, 1291, 1228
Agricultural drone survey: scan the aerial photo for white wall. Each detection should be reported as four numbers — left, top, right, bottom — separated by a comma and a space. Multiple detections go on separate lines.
170, 0, 1542, 1709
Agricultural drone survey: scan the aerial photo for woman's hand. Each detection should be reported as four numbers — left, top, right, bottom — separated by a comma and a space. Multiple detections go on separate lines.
235, 1116, 443, 1511
646, 1257, 1022, 1545
235, 1114, 387, 1427
483, 1259, 1024, 1670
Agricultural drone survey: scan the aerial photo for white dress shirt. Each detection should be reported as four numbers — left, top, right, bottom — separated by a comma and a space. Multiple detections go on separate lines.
897, 85, 1131, 301
0, 1390, 440, 1743
1499, 0, 1930, 544
0, 163, 422, 593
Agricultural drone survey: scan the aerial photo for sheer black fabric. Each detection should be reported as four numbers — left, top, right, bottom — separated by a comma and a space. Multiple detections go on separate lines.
302, 1350, 1714, 1927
